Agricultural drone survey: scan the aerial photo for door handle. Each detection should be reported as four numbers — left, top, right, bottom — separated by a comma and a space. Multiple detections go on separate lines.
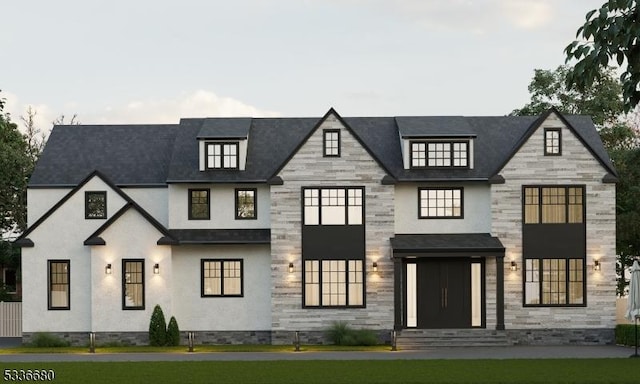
444, 287, 448, 309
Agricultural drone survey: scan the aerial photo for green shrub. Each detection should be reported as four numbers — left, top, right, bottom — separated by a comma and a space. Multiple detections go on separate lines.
149, 304, 167, 346
325, 321, 379, 346
167, 316, 180, 346
615, 324, 639, 346
29, 332, 71, 347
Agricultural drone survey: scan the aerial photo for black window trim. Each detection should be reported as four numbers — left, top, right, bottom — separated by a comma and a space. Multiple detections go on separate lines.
323, 129, 341, 157
205, 142, 239, 170
417, 187, 464, 219
522, 257, 586, 308
122, 259, 145, 310
522, 185, 586, 225
188, 188, 210, 220
47, 259, 70, 310
235, 188, 257, 220
200, 259, 244, 297
85, 191, 107, 219
409, 139, 470, 169
301, 258, 366, 309
544, 128, 562, 156
301, 186, 365, 226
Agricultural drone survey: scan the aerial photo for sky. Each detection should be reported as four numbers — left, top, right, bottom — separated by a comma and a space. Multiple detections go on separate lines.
1, 0, 606, 131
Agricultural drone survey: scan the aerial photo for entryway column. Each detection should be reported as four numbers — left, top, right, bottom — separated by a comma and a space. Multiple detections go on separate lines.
393, 258, 403, 330
496, 255, 505, 330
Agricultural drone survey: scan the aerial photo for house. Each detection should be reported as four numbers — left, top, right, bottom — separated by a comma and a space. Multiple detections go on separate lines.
15, 107, 617, 346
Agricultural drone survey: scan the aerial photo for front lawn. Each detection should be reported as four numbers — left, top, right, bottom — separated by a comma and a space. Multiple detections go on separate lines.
3, 359, 639, 384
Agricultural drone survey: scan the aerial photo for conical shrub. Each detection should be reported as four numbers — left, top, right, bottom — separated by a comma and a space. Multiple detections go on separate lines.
167, 316, 180, 346
149, 304, 167, 346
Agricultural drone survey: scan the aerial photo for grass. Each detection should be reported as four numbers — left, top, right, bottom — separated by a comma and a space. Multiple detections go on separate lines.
2, 359, 639, 384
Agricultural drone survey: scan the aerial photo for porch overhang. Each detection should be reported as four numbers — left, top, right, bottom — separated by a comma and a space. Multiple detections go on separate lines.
390, 233, 505, 257
167, 229, 271, 245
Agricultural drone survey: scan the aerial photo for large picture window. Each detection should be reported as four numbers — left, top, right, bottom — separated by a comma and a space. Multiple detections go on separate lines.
48, 260, 70, 310
524, 186, 584, 224
189, 189, 210, 220
123, 260, 144, 310
304, 259, 363, 307
201, 259, 243, 297
419, 188, 463, 218
303, 187, 363, 225
524, 258, 584, 306
206, 142, 238, 169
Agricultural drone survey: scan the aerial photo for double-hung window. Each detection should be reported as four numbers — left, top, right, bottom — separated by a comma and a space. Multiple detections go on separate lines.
323, 129, 340, 157
201, 259, 243, 297
544, 128, 561, 156
189, 189, 210, 220
206, 142, 238, 169
235, 189, 257, 219
123, 259, 144, 310
48, 260, 70, 310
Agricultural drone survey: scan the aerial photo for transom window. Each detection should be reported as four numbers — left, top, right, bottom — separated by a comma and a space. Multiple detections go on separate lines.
419, 188, 463, 218
544, 128, 562, 156
303, 187, 363, 225
189, 189, 210, 220
201, 259, 243, 297
525, 258, 584, 306
236, 189, 257, 219
323, 129, 340, 157
123, 260, 144, 310
304, 259, 363, 307
48, 260, 70, 310
524, 186, 584, 224
85, 191, 107, 219
411, 141, 469, 168
206, 142, 238, 169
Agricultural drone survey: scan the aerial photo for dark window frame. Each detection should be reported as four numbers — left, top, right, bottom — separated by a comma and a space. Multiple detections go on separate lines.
323, 129, 341, 157
47, 260, 70, 310
523, 257, 586, 307
85, 191, 107, 219
522, 185, 585, 224
188, 188, 210, 220
205, 142, 239, 170
410, 140, 470, 169
418, 187, 464, 219
544, 128, 562, 156
235, 188, 257, 220
122, 259, 145, 310
302, 258, 365, 309
3, 268, 17, 294
302, 187, 365, 226
200, 259, 244, 297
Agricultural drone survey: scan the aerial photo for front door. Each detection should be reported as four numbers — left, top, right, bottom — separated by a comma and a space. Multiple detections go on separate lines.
416, 258, 471, 328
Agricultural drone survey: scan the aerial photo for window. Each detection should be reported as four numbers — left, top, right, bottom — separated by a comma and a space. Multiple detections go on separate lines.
201, 259, 243, 297
85, 191, 106, 219
206, 142, 238, 169
410, 140, 468, 168
304, 259, 363, 307
235, 189, 256, 219
525, 258, 584, 306
48, 260, 70, 310
419, 188, 463, 218
123, 260, 144, 310
189, 189, 210, 220
3, 268, 17, 293
303, 187, 363, 225
323, 129, 340, 157
523, 186, 584, 224
544, 128, 561, 156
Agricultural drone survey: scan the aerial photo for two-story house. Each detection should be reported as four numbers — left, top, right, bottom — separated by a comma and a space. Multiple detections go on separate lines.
15, 108, 617, 346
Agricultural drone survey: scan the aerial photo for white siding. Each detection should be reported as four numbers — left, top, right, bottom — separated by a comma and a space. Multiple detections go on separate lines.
26, 188, 71, 225
122, 187, 169, 227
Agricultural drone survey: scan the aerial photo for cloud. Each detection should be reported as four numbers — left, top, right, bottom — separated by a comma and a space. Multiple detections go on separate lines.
87, 90, 281, 124
499, 0, 553, 30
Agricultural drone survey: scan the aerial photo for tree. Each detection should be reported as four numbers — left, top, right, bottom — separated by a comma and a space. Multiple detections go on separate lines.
148, 304, 167, 346
166, 316, 180, 346
565, 0, 640, 112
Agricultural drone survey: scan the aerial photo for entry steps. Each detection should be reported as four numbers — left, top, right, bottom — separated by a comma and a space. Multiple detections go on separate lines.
395, 329, 513, 350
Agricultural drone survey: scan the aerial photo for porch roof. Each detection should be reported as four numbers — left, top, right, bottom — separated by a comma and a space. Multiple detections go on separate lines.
390, 233, 505, 257
167, 229, 271, 245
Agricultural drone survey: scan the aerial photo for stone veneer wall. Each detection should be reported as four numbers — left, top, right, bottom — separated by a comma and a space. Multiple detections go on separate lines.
491, 112, 616, 334
270, 113, 396, 344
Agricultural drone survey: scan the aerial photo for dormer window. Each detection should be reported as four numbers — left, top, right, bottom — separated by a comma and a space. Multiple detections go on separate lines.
544, 128, 561, 156
410, 140, 469, 168
206, 142, 238, 169
323, 129, 340, 157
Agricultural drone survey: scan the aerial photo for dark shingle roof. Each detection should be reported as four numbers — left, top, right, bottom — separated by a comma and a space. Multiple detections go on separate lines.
390, 233, 505, 254
167, 229, 270, 244
28, 109, 615, 187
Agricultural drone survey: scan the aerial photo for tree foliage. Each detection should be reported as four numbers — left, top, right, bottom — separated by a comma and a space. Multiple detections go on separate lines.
166, 316, 180, 346
149, 304, 167, 346
565, 0, 640, 112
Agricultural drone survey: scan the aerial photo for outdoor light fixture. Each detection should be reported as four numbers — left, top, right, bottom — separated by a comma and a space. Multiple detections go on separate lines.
373, 262, 378, 272
594, 260, 601, 271
288, 262, 294, 273
510, 261, 518, 271
153, 263, 160, 274
105, 264, 112, 275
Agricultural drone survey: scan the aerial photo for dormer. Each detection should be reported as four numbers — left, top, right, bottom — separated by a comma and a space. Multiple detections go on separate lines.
395, 116, 475, 170
197, 118, 251, 171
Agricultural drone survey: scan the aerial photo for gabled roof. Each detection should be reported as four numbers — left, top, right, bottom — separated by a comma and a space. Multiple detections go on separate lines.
27, 108, 615, 186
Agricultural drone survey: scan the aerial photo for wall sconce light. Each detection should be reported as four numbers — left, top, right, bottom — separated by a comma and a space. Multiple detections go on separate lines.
373, 262, 378, 272
594, 260, 601, 271
105, 264, 112, 275
288, 262, 294, 274
510, 261, 518, 271
153, 263, 160, 275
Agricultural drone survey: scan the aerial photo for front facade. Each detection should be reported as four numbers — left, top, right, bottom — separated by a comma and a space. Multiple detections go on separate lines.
16, 108, 617, 346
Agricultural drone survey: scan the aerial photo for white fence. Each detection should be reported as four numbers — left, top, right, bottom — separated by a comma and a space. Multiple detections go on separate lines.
0, 302, 22, 337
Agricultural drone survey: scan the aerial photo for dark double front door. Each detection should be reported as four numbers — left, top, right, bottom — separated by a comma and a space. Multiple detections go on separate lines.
415, 258, 471, 329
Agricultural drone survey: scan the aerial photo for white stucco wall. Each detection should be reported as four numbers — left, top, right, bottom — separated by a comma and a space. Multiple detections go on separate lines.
171, 245, 272, 331
168, 184, 270, 229
394, 183, 491, 234
22, 176, 127, 333
26, 188, 72, 225
121, 187, 169, 226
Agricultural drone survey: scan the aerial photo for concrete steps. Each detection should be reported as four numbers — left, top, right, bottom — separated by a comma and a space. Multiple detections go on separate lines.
395, 329, 513, 350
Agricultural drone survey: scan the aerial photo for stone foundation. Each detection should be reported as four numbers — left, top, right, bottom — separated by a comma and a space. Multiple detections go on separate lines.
506, 328, 615, 345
